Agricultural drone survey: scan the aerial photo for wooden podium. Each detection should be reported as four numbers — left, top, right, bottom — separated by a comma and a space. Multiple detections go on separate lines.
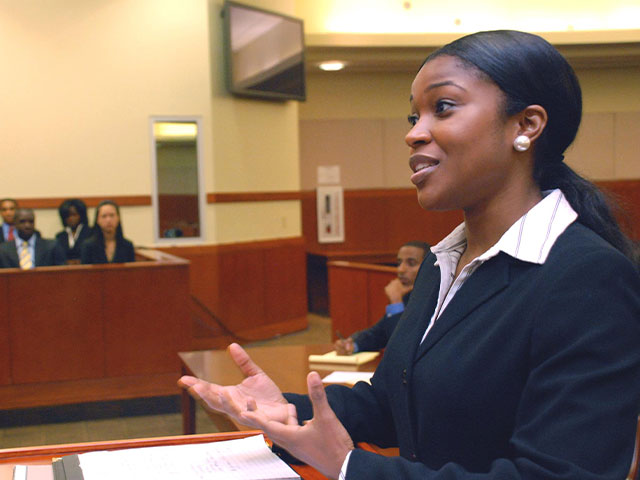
0, 431, 329, 479
0, 249, 190, 410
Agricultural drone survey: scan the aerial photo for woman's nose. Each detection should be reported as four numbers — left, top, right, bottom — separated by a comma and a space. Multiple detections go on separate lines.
405, 119, 432, 148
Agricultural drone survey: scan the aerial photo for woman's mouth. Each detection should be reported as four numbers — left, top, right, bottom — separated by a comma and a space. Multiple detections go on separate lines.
410, 155, 440, 186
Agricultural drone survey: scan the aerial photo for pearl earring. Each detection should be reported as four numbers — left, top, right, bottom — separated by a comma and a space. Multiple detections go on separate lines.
513, 135, 531, 152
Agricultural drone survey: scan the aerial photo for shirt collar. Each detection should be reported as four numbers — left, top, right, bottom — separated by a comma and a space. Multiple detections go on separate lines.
431, 189, 577, 266
15, 234, 36, 249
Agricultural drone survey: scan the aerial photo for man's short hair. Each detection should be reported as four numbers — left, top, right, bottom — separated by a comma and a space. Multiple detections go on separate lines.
0, 198, 18, 207
15, 208, 34, 219
402, 241, 430, 258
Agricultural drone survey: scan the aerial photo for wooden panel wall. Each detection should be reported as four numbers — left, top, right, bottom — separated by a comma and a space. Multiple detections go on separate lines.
0, 276, 10, 386
302, 189, 464, 255
0, 252, 190, 409
598, 179, 640, 240
158, 237, 308, 350
302, 180, 640, 256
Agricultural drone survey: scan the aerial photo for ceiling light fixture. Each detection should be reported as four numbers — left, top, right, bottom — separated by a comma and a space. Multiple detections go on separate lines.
319, 61, 346, 71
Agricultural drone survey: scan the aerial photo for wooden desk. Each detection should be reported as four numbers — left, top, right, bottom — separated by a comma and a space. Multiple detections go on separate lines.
0, 431, 330, 480
179, 344, 380, 434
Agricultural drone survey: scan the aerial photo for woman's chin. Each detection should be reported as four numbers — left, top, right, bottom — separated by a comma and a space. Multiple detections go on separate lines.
416, 190, 455, 212
416, 190, 439, 211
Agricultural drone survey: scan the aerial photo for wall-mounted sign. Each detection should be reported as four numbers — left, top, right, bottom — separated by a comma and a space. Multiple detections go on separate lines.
316, 185, 345, 243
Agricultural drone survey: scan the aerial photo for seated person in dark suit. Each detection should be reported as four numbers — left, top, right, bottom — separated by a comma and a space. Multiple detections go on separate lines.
81, 200, 135, 264
0, 198, 18, 243
334, 241, 429, 354
55, 198, 92, 264
0, 208, 66, 268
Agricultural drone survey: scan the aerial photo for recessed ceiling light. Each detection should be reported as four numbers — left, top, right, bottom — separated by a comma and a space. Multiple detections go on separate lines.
319, 61, 346, 71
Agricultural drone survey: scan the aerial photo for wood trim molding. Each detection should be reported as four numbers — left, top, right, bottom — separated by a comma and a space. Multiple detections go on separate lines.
16, 196, 152, 209
207, 191, 303, 203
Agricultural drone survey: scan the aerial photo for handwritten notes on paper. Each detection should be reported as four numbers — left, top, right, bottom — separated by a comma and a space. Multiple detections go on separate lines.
76, 435, 299, 480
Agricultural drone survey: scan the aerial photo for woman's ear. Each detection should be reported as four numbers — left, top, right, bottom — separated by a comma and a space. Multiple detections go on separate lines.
516, 105, 548, 143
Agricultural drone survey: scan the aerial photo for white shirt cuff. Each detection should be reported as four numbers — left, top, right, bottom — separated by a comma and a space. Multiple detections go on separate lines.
339, 450, 353, 480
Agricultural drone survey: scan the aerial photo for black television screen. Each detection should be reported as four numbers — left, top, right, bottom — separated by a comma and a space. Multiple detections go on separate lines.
222, 1, 306, 101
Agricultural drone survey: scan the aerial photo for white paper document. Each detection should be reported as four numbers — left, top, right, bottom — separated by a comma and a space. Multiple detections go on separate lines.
77, 434, 299, 480
321, 371, 374, 386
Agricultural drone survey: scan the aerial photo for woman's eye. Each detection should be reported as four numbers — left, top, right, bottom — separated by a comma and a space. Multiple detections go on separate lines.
407, 114, 419, 126
435, 100, 454, 114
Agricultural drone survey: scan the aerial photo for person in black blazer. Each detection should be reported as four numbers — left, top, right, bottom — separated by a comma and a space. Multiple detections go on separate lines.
55, 199, 92, 263
179, 30, 640, 480
0, 208, 65, 268
334, 241, 429, 354
81, 200, 135, 264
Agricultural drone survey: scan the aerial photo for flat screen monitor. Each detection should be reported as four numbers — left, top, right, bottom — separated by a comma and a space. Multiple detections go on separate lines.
222, 1, 306, 101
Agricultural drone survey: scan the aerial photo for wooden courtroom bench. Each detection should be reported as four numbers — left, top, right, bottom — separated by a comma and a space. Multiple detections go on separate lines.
307, 250, 397, 314
0, 249, 190, 410
327, 260, 397, 341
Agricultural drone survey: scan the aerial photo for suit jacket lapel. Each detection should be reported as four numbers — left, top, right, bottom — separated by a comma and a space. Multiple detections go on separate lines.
398, 255, 441, 363
414, 254, 512, 361
7, 242, 20, 267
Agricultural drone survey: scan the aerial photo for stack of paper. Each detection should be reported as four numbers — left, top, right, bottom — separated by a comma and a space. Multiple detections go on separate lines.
308, 350, 379, 365
14, 435, 299, 480
321, 371, 374, 386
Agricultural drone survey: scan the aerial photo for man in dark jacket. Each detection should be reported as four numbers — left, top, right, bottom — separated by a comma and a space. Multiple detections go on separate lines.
0, 208, 66, 268
334, 241, 429, 354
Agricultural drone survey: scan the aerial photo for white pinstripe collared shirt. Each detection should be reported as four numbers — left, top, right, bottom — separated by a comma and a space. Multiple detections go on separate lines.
421, 189, 578, 343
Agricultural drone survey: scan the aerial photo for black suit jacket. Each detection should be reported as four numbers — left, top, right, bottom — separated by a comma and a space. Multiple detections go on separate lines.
55, 225, 92, 261
352, 293, 411, 352
80, 236, 135, 264
285, 223, 640, 479
0, 237, 66, 268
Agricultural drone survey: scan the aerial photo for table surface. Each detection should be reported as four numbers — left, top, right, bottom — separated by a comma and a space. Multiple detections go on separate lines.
179, 344, 381, 433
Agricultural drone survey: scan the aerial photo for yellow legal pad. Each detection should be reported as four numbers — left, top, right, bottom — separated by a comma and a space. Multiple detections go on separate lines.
308, 350, 380, 365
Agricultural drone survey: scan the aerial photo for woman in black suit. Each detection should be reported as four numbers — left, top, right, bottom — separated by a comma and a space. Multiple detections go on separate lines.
179, 31, 640, 480
81, 200, 135, 264
55, 199, 92, 264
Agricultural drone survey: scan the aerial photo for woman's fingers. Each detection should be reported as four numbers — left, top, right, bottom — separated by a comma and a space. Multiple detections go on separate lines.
307, 371, 332, 421
178, 376, 225, 412
228, 343, 265, 377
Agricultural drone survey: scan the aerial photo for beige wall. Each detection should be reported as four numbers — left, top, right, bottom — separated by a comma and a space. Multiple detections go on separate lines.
0, 0, 302, 246
299, 66, 640, 190
1, 1, 637, 245
208, 0, 301, 244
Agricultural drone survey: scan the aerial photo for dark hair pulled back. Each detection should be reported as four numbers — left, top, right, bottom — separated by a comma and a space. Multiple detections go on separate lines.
424, 30, 633, 258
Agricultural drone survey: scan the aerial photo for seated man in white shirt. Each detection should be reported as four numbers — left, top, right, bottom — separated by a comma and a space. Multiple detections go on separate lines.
334, 241, 429, 354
